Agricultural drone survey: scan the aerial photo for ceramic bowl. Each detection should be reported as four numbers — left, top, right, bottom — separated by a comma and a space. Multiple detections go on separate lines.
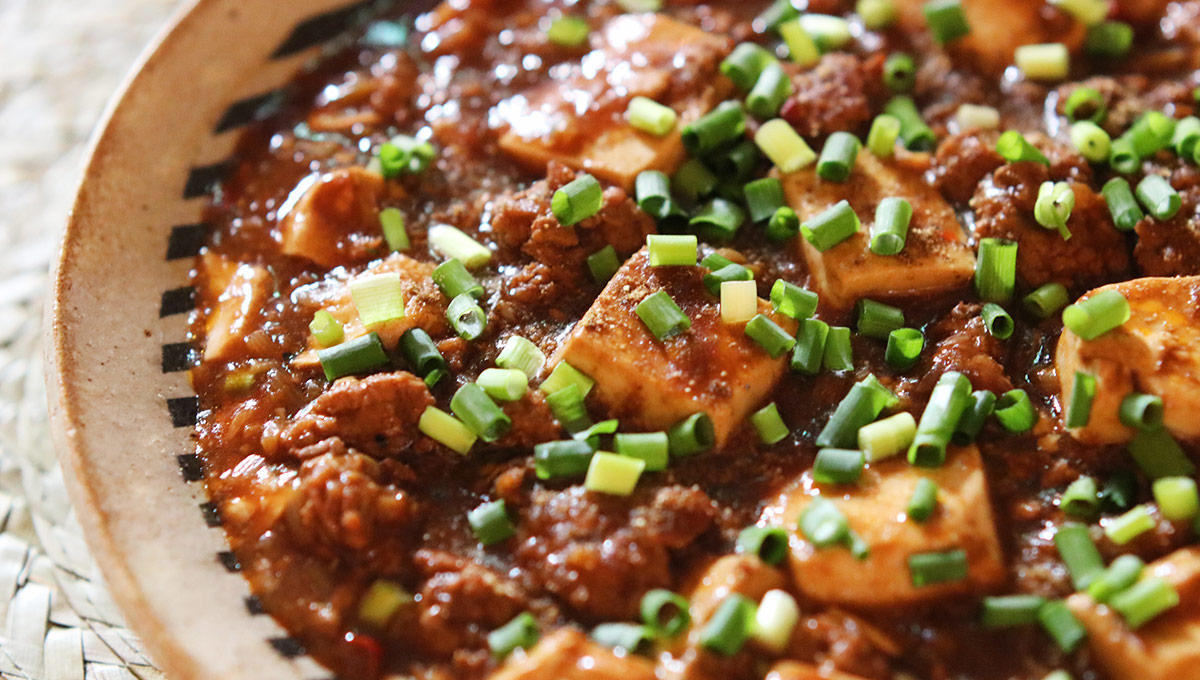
46, 1, 393, 677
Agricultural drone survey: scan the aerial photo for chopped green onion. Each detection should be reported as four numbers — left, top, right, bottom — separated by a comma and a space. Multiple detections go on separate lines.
358, 580, 412, 628
1119, 393, 1164, 431
752, 589, 801, 652
377, 135, 436, 177
1153, 477, 1200, 521
954, 104, 1001, 131
668, 412, 715, 457
636, 170, 673, 219
1065, 371, 1096, 428
909, 371, 972, 467
647, 234, 698, 266
755, 119, 817, 172
477, 368, 528, 402
800, 14, 852, 51
996, 130, 1049, 165
1110, 577, 1179, 629
885, 327, 924, 370
745, 314, 796, 358
350, 273, 406, 326
1015, 43, 1070, 81
699, 594, 756, 656
1084, 21, 1133, 58
1129, 427, 1196, 479
1054, 523, 1104, 589
906, 477, 939, 522
585, 451, 645, 496
975, 237, 1018, 303
856, 0, 897, 28
721, 43, 774, 91
1126, 111, 1175, 157
1101, 470, 1138, 511
791, 318, 830, 376
818, 374, 898, 448
771, 280, 818, 319
1070, 121, 1111, 162
817, 132, 861, 182
744, 177, 785, 223
813, 448, 865, 485
1050, 0, 1108, 24
488, 612, 538, 659
855, 298, 904, 339
428, 224, 491, 269
546, 15, 589, 47
884, 96, 936, 151
691, 198, 746, 243
640, 589, 690, 638
1171, 116, 1200, 158
1061, 475, 1100, 518
1108, 137, 1141, 174
546, 384, 591, 433
1135, 174, 1181, 220
1023, 283, 1070, 319
909, 549, 968, 586
617, 0, 662, 11
683, 101, 746, 156
883, 53, 916, 92
994, 389, 1037, 434
318, 332, 389, 381
590, 623, 652, 654
627, 97, 677, 136
309, 310, 344, 348
778, 18, 820, 67
923, 0, 970, 44
400, 328, 446, 378
736, 525, 790, 564
496, 335, 544, 380
981, 303, 1014, 340
802, 200, 860, 251
451, 383, 511, 442
379, 207, 409, 251
468, 499, 516, 545
866, 114, 902, 158
446, 293, 486, 340
1037, 600, 1087, 652
869, 197, 912, 255
573, 419, 618, 448
767, 206, 800, 241
1034, 181, 1075, 240
1087, 554, 1144, 603
981, 595, 1047, 627
757, 0, 800, 32
586, 245, 621, 284
799, 497, 850, 547
1104, 504, 1156, 545
823, 325, 854, 371
720, 279, 759, 324
1064, 87, 1106, 125
672, 159, 718, 202
636, 290, 692, 341
951, 389, 996, 445
710, 140, 759, 181
858, 411, 917, 462
433, 258, 484, 300
1062, 289, 1129, 340
614, 432, 669, 471
747, 61, 793, 119
419, 406, 477, 454
552, 173, 603, 227
540, 360, 594, 397
750, 402, 790, 445
534, 439, 595, 479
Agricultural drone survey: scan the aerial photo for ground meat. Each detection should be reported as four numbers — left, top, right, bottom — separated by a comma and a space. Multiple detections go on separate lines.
515, 485, 716, 620
279, 372, 435, 459
933, 131, 1004, 205
971, 161, 1129, 289
410, 549, 530, 659
806, 610, 899, 680
780, 53, 881, 139
284, 450, 417, 568
490, 390, 561, 449
1134, 174, 1200, 276
923, 303, 1012, 396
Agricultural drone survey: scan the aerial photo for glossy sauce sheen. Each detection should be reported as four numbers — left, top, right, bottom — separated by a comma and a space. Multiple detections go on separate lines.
189, 1, 1200, 679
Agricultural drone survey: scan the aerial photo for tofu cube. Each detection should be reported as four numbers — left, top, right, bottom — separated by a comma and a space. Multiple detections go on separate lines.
762, 445, 1006, 606
784, 153, 975, 309
278, 167, 387, 268
682, 555, 787, 627
1068, 547, 1200, 680
553, 248, 792, 448
198, 252, 272, 362
489, 629, 657, 680
497, 14, 732, 191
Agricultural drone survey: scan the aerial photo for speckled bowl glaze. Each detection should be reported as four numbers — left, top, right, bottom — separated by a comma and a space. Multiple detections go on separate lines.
47, 1, 393, 678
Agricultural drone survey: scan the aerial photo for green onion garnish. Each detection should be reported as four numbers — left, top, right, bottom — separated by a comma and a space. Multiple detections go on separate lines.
317, 331, 389, 381
798, 497, 850, 547
856, 0, 897, 29
446, 293, 486, 340
1135, 174, 1181, 220
866, 114, 902, 158
496, 335, 544, 380
802, 200, 860, 251
691, 198, 746, 243
1126, 111, 1175, 157
636, 170, 672, 219
433, 258, 484, 300
885, 327, 924, 370
906, 477, 939, 522
540, 360, 594, 396
377, 135, 436, 177
1129, 427, 1196, 479
1050, 0, 1108, 24
590, 623, 652, 654
736, 525, 790, 564
1034, 181, 1075, 240
954, 104, 1000, 131
428, 224, 491, 268
477, 368, 528, 402
668, 412, 715, 457
757, 0, 800, 32
399, 327, 446, 378
699, 594, 756, 656
720, 43, 774, 91
705, 263, 753, 297
1104, 504, 1156, 545
750, 402, 790, 445
1153, 477, 1200, 522
908, 371, 972, 466
869, 197, 912, 255
627, 96, 677, 136
647, 234, 698, 266
350, 273, 406, 326
855, 298, 905, 339
614, 432, 669, 471
1101, 470, 1138, 511
418, 406, 476, 454
552, 173, 603, 227
745, 314, 796, 358
994, 388, 1037, 433
1101, 178, 1144, 232
922, 0, 970, 44
1119, 393, 1164, 431
573, 418, 617, 448
379, 207, 409, 251
980, 595, 1047, 627
468, 499, 516, 545
488, 612, 538, 658
823, 325, 854, 371
909, 549, 968, 586
1064, 87, 1106, 124
767, 206, 800, 241
546, 385, 590, 433
816, 131, 862, 182
1087, 553, 1144, 603
1064, 371, 1096, 428
754, 119, 817, 171
683, 101, 746, 156
585, 451, 645, 496
1070, 121, 1111, 162
791, 318, 830, 376
1084, 20, 1133, 58
975, 237, 1018, 303
640, 589, 690, 638
746, 61, 793, 119
817, 374, 897, 448
533, 439, 595, 479
744, 177, 786, 223
546, 15, 589, 47
1054, 523, 1104, 589
1060, 475, 1100, 518
884, 96, 936, 151
1037, 600, 1086, 652
770, 280, 818, 319
586, 245, 621, 284
1015, 43, 1069, 81
636, 290, 691, 341
950, 389, 995, 445
309, 310, 344, 348
752, 589, 801, 652
858, 411, 916, 462
672, 159, 717, 203
451, 383, 512, 442
1171, 116, 1200, 158
883, 53, 915, 92
358, 579, 412, 628
981, 303, 1014, 340
1062, 289, 1129, 340
996, 130, 1049, 165
1108, 137, 1141, 174
813, 448, 865, 485
778, 18, 820, 67
1110, 577, 1179, 629
800, 14, 852, 51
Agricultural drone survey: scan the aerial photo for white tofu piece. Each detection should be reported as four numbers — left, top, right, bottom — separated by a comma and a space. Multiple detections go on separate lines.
682, 555, 787, 627
278, 167, 387, 268
783, 153, 975, 310
198, 252, 273, 362
495, 14, 732, 191
761, 445, 1006, 606
1056, 276, 1200, 444
553, 248, 793, 448
488, 629, 657, 680
1068, 547, 1200, 680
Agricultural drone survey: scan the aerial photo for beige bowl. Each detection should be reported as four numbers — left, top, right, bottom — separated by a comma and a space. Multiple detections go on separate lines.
46, 1, 392, 677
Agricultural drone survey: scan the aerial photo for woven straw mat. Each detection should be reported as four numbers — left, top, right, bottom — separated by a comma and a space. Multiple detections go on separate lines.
0, 1, 186, 677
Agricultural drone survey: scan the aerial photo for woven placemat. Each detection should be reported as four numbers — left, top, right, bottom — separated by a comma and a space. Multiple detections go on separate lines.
0, 0, 184, 677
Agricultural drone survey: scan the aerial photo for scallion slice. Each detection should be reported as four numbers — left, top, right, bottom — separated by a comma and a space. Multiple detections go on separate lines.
379, 207, 410, 251
1050, 0, 1108, 24
318, 331, 389, 381
358, 579, 412, 628
377, 134, 436, 177
980, 595, 1046, 627
981, 303, 1014, 340
767, 206, 801, 242
446, 293, 486, 340
1135, 174, 1182, 220
720, 43, 774, 91
744, 177, 786, 223
996, 130, 1049, 165
1129, 428, 1196, 479
586, 245, 621, 284
468, 499, 516, 545
909, 549, 968, 586
791, 318, 830, 376
350, 273, 406, 326
1087, 554, 1144, 603
640, 589, 690, 638
647, 234, 698, 266
614, 432, 669, 471
399, 327, 446, 378
855, 298, 905, 339
951, 389, 996, 446
752, 589, 801, 652
699, 594, 756, 656
683, 101, 746, 156
754, 119, 816, 172
1084, 21, 1133, 58
1015, 43, 1070, 81
1070, 121, 1111, 162
1023, 282, 1070, 319
906, 477, 939, 522
908, 371, 972, 467
866, 114, 901, 158
691, 198, 746, 243
635, 170, 673, 220
668, 412, 715, 457
1101, 178, 1144, 232
309, 310, 344, 348
884, 96, 936, 151
488, 612, 538, 659
856, 0, 897, 29
627, 96, 677, 136
975, 237, 1018, 303
736, 525, 789, 565
1108, 136, 1141, 174
883, 53, 915, 92
813, 448, 865, 485
534, 438, 595, 479
1064, 371, 1096, 428
419, 405, 477, 454
817, 132, 861, 182
1064, 87, 1106, 124
750, 402, 790, 444
994, 388, 1037, 434
858, 411, 916, 462
672, 159, 717, 202
1062, 289, 1129, 340
1037, 600, 1086, 652
802, 200, 860, 251
585, 451, 645, 496
546, 15, 589, 47
552, 173, 603, 226
817, 374, 897, 448
885, 327, 924, 370
800, 14, 852, 51
477, 368, 528, 403
433, 258, 484, 300
1171, 116, 1200, 159
1119, 392, 1164, 431
869, 197, 912, 255
954, 104, 1000, 131
1054, 523, 1104, 589
636, 290, 692, 341
778, 18, 820, 67
1104, 504, 1156, 545
1034, 181, 1075, 240
1153, 477, 1200, 522
922, 0, 970, 44
496, 335, 545, 380
590, 623, 652, 654
451, 383, 512, 442
757, 0, 800, 32
747, 61, 793, 119
799, 497, 849, 547
1110, 577, 1179, 629
822, 325, 854, 371
428, 224, 491, 268
745, 314, 796, 358
1060, 475, 1100, 518
539, 360, 594, 396
771, 280, 818, 319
